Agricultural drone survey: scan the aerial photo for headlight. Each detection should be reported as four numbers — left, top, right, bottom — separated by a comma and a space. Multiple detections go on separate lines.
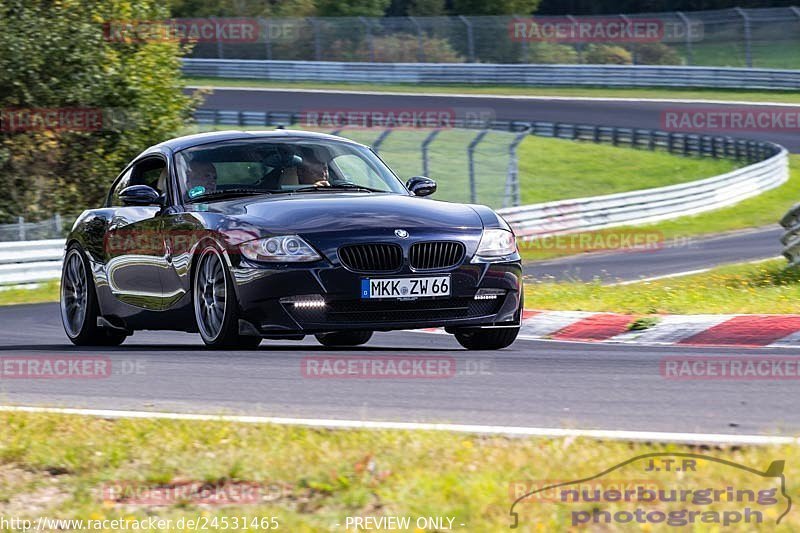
240, 235, 321, 262
471, 229, 517, 262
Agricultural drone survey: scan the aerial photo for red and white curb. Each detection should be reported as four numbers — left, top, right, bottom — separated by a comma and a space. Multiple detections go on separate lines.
420, 310, 800, 348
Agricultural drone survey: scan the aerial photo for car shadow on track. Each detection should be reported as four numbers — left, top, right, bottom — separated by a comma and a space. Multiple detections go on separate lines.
0, 344, 462, 353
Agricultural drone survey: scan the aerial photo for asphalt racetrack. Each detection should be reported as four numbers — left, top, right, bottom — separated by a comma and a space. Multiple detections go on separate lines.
2, 303, 800, 437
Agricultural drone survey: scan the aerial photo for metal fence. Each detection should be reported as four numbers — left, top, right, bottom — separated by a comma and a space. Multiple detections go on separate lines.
182, 8, 800, 69
0, 215, 66, 242
195, 109, 783, 215
192, 111, 529, 209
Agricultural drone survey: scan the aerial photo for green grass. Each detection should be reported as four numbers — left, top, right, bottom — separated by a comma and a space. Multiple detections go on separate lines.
517, 137, 737, 205
525, 258, 800, 315
0, 280, 59, 306
186, 76, 800, 104
0, 411, 798, 530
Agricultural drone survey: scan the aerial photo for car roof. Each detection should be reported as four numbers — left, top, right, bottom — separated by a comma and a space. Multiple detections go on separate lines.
141, 129, 366, 156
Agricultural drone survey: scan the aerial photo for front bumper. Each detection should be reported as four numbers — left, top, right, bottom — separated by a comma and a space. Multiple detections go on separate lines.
230, 259, 522, 335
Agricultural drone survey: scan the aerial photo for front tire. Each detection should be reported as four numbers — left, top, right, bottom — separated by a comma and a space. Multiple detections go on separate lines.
60, 245, 126, 346
454, 327, 519, 350
315, 331, 373, 347
193, 244, 258, 349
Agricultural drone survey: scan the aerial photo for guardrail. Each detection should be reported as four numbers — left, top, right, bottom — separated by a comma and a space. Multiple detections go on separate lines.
0, 239, 64, 285
504, 147, 788, 238
183, 60, 800, 90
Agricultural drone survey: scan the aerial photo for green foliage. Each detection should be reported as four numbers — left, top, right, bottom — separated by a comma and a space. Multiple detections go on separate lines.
0, 0, 197, 223
584, 44, 633, 65
169, 0, 316, 18
328, 33, 464, 62
315, 0, 391, 17
631, 43, 682, 65
450, 0, 541, 15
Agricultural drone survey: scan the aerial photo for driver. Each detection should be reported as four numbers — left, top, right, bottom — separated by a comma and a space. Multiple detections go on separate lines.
186, 160, 217, 198
297, 153, 330, 187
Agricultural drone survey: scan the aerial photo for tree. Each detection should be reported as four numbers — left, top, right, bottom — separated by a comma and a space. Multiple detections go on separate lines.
0, 0, 198, 223
315, 0, 391, 17
451, 0, 541, 15
387, 0, 446, 16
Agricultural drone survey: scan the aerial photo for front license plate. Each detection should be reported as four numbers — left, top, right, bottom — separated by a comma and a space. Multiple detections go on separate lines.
361, 276, 450, 299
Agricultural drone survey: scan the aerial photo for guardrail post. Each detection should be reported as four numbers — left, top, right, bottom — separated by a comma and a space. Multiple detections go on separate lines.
359, 17, 375, 62
372, 129, 392, 155
54, 214, 62, 236
421, 129, 441, 177
504, 128, 529, 208
310, 18, 322, 61
459, 15, 475, 62
261, 18, 272, 60
408, 16, 426, 62
566, 15, 583, 63
17, 216, 25, 241
619, 14, 635, 64
212, 17, 224, 59
676, 12, 693, 65
734, 8, 753, 68
467, 130, 489, 204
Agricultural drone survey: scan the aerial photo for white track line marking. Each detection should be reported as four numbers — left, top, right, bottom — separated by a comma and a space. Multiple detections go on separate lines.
612, 268, 710, 286
188, 86, 800, 107
611, 256, 783, 286
0, 405, 794, 445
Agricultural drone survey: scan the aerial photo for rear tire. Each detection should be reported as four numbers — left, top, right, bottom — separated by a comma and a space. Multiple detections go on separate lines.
193, 244, 257, 349
454, 327, 519, 350
315, 330, 373, 347
60, 245, 127, 346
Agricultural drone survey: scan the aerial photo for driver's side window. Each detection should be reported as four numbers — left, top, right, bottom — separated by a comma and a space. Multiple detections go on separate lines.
108, 158, 167, 207
109, 169, 133, 207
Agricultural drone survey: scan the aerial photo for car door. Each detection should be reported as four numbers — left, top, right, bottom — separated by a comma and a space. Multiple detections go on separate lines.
104, 156, 169, 310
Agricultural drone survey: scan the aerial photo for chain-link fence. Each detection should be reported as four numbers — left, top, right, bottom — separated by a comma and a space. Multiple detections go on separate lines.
179, 8, 800, 69
186, 121, 527, 210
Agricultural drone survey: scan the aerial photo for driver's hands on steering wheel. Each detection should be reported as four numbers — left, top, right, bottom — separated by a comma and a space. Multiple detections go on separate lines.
313, 180, 330, 187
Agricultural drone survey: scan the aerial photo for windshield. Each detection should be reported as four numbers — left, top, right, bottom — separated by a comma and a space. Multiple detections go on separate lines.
175, 137, 407, 202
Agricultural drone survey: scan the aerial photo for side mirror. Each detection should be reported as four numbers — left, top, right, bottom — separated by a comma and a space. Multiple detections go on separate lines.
119, 185, 162, 206
406, 176, 437, 197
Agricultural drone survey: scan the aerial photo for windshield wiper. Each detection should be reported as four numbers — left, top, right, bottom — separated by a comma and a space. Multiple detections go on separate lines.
187, 189, 271, 202
293, 184, 385, 193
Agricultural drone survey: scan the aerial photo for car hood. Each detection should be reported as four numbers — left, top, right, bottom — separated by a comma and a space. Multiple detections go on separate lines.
197, 193, 484, 234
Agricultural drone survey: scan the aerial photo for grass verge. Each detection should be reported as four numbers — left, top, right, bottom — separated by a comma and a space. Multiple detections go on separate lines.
524, 258, 800, 315
0, 280, 59, 306
186, 77, 800, 104
0, 411, 797, 530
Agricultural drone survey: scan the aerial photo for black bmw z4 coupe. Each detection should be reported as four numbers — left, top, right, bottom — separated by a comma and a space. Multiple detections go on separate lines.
60, 130, 523, 350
